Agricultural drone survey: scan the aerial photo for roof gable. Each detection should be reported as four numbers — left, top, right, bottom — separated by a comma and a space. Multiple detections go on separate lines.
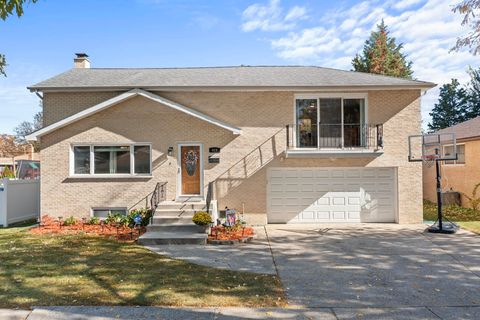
26, 89, 241, 141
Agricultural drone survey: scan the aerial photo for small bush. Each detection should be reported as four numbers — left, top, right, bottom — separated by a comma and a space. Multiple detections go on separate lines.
462, 182, 480, 212
86, 217, 100, 225
63, 216, 77, 226
127, 208, 153, 227
192, 211, 212, 226
105, 212, 127, 226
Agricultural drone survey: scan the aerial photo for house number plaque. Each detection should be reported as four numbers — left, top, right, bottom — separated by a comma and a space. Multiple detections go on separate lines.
209, 147, 220, 163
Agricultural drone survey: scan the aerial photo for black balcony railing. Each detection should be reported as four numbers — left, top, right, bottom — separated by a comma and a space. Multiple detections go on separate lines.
286, 123, 383, 150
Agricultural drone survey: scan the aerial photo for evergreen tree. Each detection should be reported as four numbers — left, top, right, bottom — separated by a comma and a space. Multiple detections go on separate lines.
352, 20, 413, 78
428, 79, 469, 131
466, 66, 480, 118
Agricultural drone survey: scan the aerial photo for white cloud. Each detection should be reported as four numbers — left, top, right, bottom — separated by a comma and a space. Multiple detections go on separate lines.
285, 6, 307, 21
245, 0, 479, 128
393, 0, 424, 10
241, 0, 307, 32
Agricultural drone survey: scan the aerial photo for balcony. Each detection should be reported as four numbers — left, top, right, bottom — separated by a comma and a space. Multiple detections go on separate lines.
285, 123, 384, 158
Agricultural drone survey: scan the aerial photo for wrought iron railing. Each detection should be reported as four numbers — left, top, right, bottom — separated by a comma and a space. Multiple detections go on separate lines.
286, 123, 383, 150
149, 182, 167, 224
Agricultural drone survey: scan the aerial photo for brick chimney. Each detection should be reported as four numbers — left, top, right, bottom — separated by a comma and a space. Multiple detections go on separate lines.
74, 53, 90, 68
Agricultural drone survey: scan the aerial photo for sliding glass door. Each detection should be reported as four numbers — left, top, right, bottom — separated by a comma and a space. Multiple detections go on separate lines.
295, 96, 365, 149
319, 98, 342, 148
296, 99, 318, 148
343, 99, 365, 148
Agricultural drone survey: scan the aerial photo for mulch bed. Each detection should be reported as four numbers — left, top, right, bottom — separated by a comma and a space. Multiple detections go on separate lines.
30, 215, 146, 241
208, 225, 255, 245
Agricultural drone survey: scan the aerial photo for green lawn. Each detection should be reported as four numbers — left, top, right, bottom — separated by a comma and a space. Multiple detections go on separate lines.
423, 200, 480, 234
0, 226, 285, 309
457, 221, 480, 234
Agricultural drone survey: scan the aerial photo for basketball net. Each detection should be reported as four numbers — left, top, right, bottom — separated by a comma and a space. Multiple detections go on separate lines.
423, 154, 438, 168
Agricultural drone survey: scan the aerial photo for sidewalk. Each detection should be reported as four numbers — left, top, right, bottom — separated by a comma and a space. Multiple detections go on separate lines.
2, 306, 480, 320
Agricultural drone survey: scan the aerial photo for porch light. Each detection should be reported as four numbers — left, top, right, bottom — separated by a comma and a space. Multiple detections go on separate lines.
167, 147, 174, 157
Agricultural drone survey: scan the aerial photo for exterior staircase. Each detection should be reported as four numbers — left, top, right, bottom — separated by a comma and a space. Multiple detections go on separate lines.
138, 200, 208, 245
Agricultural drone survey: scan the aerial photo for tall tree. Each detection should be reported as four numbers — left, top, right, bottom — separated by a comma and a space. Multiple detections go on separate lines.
0, 134, 25, 157
465, 66, 480, 118
14, 108, 42, 151
428, 79, 469, 131
352, 20, 413, 78
452, 0, 480, 55
0, 0, 38, 76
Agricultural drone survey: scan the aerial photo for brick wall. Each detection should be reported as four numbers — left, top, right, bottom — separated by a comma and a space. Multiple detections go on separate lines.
423, 139, 480, 208
40, 89, 423, 224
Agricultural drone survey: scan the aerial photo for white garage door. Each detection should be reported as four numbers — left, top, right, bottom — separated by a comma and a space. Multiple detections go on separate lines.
267, 167, 397, 223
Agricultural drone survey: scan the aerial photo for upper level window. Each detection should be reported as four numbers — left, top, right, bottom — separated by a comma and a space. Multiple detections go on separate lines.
444, 144, 465, 165
294, 94, 366, 149
71, 144, 151, 176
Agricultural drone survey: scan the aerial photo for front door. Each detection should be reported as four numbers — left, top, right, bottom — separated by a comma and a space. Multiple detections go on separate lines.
180, 145, 202, 195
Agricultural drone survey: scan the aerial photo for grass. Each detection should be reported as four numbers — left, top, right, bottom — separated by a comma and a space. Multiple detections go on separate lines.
457, 221, 480, 234
423, 200, 480, 234
0, 226, 285, 309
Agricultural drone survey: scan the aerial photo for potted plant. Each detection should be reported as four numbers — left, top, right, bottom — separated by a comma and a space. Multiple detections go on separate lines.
192, 211, 213, 234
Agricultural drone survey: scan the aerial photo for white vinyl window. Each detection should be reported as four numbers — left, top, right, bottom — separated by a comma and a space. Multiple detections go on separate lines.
444, 144, 465, 165
91, 207, 127, 218
71, 143, 152, 176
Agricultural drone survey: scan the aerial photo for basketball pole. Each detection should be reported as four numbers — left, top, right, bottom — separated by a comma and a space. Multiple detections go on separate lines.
428, 147, 458, 234
435, 148, 443, 231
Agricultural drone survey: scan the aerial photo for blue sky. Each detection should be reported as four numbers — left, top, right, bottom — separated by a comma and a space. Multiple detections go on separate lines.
0, 0, 478, 133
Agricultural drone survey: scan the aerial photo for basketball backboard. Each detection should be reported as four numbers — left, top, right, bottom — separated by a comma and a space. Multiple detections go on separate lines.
408, 133, 457, 162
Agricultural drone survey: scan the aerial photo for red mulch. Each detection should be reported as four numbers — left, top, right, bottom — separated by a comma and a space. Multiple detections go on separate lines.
30, 215, 145, 242
208, 225, 255, 241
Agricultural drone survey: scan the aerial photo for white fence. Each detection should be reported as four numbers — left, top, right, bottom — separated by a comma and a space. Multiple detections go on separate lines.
0, 178, 40, 227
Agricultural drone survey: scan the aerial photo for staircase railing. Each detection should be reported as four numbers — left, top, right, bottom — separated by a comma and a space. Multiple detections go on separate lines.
149, 182, 167, 224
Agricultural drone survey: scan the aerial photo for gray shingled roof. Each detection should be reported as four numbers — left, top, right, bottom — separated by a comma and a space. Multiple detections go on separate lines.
28, 66, 436, 91
436, 116, 480, 140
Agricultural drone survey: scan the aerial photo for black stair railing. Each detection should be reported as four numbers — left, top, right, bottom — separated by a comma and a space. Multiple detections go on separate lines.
149, 182, 167, 224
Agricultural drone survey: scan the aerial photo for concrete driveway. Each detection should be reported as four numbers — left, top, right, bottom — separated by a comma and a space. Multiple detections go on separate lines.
266, 224, 480, 317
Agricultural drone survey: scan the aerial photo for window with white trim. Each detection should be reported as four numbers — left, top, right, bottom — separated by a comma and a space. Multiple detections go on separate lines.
444, 144, 465, 165
71, 144, 152, 176
92, 207, 127, 218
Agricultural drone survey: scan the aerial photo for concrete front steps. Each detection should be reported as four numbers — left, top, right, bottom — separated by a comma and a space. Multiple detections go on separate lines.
138, 200, 208, 245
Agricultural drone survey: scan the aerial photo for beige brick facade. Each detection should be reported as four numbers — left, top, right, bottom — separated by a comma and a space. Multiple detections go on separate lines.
40, 89, 423, 224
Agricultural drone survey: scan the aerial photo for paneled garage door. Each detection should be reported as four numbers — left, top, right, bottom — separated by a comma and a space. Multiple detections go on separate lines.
267, 167, 397, 223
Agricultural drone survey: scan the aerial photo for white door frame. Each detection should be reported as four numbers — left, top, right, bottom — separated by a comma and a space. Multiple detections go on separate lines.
176, 142, 204, 199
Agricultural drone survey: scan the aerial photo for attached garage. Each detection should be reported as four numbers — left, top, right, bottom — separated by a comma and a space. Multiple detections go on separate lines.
267, 167, 397, 223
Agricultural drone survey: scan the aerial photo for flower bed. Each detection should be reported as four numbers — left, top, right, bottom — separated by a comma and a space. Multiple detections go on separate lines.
30, 215, 146, 241
208, 225, 255, 245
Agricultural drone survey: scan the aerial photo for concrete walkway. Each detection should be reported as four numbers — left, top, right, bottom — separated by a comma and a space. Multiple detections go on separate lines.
3, 305, 480, 319
145, 227, 276, 274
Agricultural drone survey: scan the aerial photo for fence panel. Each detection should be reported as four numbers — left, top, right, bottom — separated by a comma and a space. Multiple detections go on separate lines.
0, 178, 40, 227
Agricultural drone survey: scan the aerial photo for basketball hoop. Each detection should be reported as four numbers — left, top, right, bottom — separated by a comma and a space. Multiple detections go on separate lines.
408, 133, 460, 234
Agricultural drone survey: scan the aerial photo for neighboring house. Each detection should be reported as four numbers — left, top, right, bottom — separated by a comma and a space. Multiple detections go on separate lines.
26, 53, 435, 225
423, 117, 480, 208
0, 150, 40, 179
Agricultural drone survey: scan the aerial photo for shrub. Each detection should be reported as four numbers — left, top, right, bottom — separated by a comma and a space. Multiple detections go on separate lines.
127, 208, 153, 227
423, 199, 480, 221
86, 217, 100, 225
1, 166, 15, 179
462, 183, 480, 212
192, 211, 212, 226
105, 212, 128, 226
63, 216, 77, 226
